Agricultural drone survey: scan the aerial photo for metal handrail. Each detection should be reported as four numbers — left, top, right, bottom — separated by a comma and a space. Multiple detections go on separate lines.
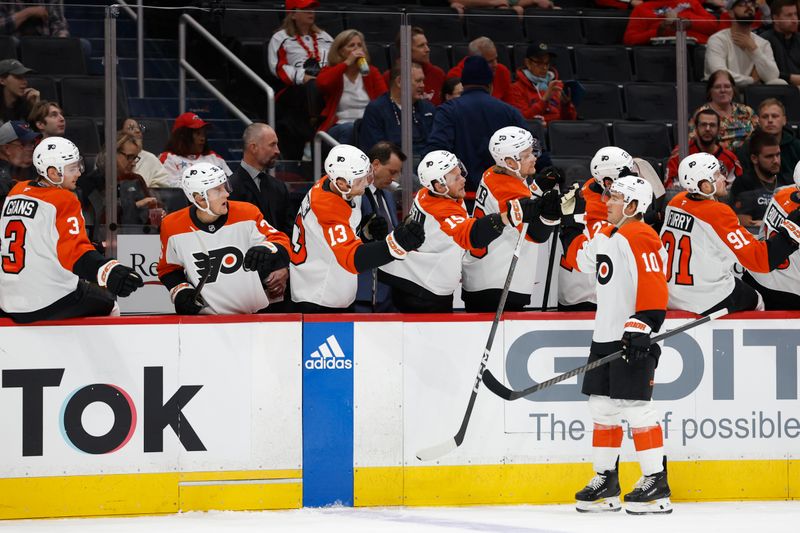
115, 1, 144, 98
178, 13, 275, 128
313, 131, 339, 182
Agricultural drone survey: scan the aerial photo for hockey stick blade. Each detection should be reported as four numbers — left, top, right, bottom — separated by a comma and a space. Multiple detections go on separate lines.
482, 308, 729, 401
415, 223, 529, 461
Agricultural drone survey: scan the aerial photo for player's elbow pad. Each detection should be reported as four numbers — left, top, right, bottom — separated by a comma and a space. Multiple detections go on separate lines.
469, 213, 505, 248
766, 230, 799, 271
353, 241, 394, 272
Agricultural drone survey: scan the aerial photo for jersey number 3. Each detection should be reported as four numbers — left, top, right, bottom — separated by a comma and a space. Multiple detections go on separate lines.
661, 230, 693, 285
2, 220, 27, 274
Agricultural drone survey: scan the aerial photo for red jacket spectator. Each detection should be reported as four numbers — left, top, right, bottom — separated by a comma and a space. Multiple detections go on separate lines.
510, 68, 577, 123
665, 139, 742, 189
623, 0, 719, 46
315, 62, 387, 132
382, 61, 445, 106
448, 58, 513, 104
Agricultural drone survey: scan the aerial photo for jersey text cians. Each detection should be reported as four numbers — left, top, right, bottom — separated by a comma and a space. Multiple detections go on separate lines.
3, 198, 38, 219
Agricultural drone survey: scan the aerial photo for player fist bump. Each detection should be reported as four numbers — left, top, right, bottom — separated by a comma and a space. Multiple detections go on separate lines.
98, 260, 144, 297
243, 242, 290, 275
387, 218, 425, 258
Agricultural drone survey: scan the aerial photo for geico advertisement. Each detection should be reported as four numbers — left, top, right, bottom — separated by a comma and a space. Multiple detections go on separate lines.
117, 234, 172, 314
0, 321, 302, 477
501, 318, 800, 461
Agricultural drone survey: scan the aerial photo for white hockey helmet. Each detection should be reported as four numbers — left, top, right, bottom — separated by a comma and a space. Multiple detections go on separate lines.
793, 160, 800, 189
489, 126, 539, 173
325, 144, 371, 187
610, 175, 653, 217
181, 161, 230, 216
33, 136, 82, 185
678, 152, 720, 198
591, 146, 634, 187
418, 149, 466, 194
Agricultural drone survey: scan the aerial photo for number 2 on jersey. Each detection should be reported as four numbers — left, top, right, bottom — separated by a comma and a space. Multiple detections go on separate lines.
2, 220, 27, 274
661, 230, 694, 285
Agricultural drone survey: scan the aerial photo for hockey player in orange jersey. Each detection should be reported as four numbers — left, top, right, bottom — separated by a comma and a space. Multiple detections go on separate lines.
461, 126, 560, 311
563, 176, 672, 514
0, 137, 144, 323
157, 162, 291, 315
662, 152, 800, 314
290, 144, 425, 312
743, 161, 800, 309
559, 146, 636, 311
379, 149, 559, 313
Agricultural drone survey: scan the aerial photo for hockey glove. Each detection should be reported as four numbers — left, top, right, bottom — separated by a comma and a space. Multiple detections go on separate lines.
621, 318, 652, 364
536, 166, 564, 192
98, 260, 144, 297
560, 183, 586, 218
172, 284, 204, 315
506, 197, 539, 226
780, 207, 800, 246
387, 217, 425, 258
360, 214, 389, 242
243, 243, 289, 276
538, 189, 562, 226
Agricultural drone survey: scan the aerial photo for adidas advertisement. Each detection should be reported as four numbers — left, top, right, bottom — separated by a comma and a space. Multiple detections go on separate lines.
305, 333, 353, 370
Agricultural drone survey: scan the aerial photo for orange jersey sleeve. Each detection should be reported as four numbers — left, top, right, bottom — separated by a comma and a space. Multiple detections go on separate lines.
620, 222, 668, 313
482, 170, 542, 243
52, 190, 98, 272
698, 200, 772, 272
582, 178, 612, 238
157, 208, 193, 279
312, 189, 362, 275
228, 201, 291, 253
419, 190, 478, 251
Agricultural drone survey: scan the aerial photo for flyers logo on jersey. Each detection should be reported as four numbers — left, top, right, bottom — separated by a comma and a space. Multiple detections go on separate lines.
193, 246, 244, 283
596, 253, 613, 285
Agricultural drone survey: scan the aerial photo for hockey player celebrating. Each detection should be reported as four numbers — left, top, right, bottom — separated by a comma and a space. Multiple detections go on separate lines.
461, 126, 560, 312
290, 144, 425, 312
742, 161, 800, 310
662, 152, 800, 314
379, 149, 556, 312
564, 175, 671, 514
0, 137, 144, 322
157, 162, 292, 315
559, 146, 635, 311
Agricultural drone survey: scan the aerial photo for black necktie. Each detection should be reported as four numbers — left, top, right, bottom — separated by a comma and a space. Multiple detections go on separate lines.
377, 189, 394, 230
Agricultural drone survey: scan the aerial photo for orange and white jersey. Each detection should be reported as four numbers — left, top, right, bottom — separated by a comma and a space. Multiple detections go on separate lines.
289, 177, 363, 308
558, 178, 611, 306
0, 181, 96, 313
380, 188, 480, 296
748, 186, 800, 294
660, 192, 774, 313
462, 168, 545, 295
157, 201, 290, 314
567, 220, 668, 343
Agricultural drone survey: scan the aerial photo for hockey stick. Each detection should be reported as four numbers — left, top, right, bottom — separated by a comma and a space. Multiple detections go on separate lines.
363, 188, 381, 312
416, 222, 529, 462
540, 223, 560, 311
481, 308, 728, 401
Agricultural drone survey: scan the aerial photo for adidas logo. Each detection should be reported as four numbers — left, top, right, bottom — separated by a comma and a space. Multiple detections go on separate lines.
305, 335, 353, 370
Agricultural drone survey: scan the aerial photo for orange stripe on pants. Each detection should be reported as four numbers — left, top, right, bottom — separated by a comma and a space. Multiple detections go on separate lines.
632, 425, 663, 451
592, 424, 623, 447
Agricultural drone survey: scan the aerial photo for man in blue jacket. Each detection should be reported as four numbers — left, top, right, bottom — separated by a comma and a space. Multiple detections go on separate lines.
426, 55, 529, 191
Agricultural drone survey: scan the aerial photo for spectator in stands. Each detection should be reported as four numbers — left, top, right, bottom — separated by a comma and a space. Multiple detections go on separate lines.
689, 70, 758, 150
449, 0, 555, 15
441, 77, 463, 103
704, 0, 786, 86
730, 129, 781, 227
427, 55, 528, 191
0, 59, 39, 122
120, 117, 171, 188
159, 112, 231, 187
510, 41, 576, 125
229, 122, 293, 235
384, 27, 446, 106
0, 120, 40, 206
28, 100, 64, 138
717, 0, 769, 30
267, 0, 333, 160
315, 29, 387, 145
448, 37, 513, 104
594, 0, 642, 8
358, 62, 435, 167
666, 108, 742, 190
0, 1, 68, 37
734, 98, 800, 185
761, 0, 800, 87
354, 141, 405, 313
623, 0, 719, 46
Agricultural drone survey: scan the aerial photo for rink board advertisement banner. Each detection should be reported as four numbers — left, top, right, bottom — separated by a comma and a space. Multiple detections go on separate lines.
0, 316, 303, 518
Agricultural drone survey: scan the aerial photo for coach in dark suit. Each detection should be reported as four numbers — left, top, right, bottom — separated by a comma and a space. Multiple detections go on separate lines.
354, 142, 404, 313
229, 122, 292, 310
